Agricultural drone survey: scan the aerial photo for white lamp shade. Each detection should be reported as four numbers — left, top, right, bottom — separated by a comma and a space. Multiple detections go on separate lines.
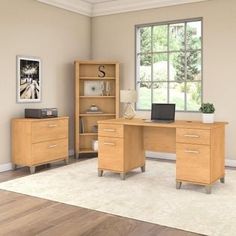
120, 90, 137, 103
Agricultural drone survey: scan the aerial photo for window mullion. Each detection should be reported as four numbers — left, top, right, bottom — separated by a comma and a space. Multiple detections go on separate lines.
151, 26, 154, 105
184, 22, 187, 111
167, 24, 170, 103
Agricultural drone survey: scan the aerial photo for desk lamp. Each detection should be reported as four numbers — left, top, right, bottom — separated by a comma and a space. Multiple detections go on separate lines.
120, 90, 137, 119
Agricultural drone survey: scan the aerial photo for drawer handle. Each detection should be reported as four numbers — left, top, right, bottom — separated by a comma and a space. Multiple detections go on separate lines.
185, 150, 199, 154
103, 142, 115, 146
103, 128, 116, 132
184, 134, 199, 138
48, 124, 57, 128
48, 144, 57, 148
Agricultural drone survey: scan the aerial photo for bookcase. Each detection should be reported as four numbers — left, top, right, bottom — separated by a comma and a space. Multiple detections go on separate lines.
74, 60, 119, 158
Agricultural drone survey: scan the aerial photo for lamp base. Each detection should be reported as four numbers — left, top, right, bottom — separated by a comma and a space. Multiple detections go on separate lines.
123, 103, 135, 119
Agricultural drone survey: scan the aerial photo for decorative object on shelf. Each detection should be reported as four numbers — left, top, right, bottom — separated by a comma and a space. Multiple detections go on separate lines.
17, 56, 41, 103
92, 125, 98, 133
100, 81, 106, 96
86, 104, 103, 114
105, 81, 111, 96
120, 90, 137, 119
98, 65, 106, 78
92, 140, 98, 151
199, 103, 215, 123
84, 81, 103, 96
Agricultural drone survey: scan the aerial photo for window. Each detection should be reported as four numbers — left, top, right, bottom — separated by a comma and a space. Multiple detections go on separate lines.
135, 19, 202, 111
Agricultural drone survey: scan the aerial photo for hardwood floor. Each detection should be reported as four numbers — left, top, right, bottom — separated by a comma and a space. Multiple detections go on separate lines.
0, 157, 203, 236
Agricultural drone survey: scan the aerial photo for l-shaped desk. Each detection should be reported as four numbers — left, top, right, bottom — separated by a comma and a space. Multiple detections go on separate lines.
97, 118, 227, 194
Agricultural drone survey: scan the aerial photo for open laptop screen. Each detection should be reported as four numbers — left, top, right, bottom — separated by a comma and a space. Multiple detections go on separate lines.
151, 103, 176, 121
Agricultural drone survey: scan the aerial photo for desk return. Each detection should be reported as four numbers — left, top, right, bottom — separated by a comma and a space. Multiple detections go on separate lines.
98, 119, 227, 194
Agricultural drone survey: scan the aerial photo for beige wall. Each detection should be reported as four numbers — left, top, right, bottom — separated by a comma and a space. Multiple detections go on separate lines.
91, 0, 236, 160
0, 0, 91, 165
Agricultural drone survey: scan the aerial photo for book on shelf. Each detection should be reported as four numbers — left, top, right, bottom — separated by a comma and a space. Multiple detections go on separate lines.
80, 118, 85, 133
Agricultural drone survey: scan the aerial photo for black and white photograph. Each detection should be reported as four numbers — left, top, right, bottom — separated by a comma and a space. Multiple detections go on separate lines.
17, 56, 41, 102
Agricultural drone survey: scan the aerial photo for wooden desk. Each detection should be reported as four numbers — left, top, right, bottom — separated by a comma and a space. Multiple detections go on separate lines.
98, 118, 227, 193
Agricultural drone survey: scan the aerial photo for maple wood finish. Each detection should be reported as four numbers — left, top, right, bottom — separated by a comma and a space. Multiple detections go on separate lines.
98, 123, 144, 180
75, 60, 119, 158
98, 118, 227, 193
12, 117, 69, 174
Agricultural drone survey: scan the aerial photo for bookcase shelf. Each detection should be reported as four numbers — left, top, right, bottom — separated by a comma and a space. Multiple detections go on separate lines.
79, 148, 98, 154
79, 77, 115, 80
79, 113, 116, 117
75, 60, 119, 158
79, 133, 98, 136
79, 96, 115, 99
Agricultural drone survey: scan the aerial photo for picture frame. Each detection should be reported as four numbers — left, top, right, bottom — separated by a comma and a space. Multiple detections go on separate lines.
16, 56, 41, 103
84, 81, 103, 96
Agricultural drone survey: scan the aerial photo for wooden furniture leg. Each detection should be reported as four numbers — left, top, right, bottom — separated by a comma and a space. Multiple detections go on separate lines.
205, 185, 212, 194
176, 181, 182, 189
12, 164, 17, 171
30, 166, 36, 174
98, 169, 103, 177
141, 165, 145, 172
220, 177, 225, 183
120, 173, 126, 180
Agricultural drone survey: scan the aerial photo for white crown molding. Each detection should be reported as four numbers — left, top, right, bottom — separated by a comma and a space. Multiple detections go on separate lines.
37, 0, 209, 17
37, 0, 92, 16
92, 0, 209, 17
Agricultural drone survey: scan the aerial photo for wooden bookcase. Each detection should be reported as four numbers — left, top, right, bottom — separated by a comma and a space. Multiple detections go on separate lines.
74, 60, 119, 158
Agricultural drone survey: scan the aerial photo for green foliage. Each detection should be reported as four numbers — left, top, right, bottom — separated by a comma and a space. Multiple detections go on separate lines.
173, 29, 200, 82
199, 103, 215, 113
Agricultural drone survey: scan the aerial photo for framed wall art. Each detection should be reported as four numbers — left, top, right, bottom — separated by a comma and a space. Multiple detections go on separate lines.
84, 81, 103, 96
17, 56, 41, 103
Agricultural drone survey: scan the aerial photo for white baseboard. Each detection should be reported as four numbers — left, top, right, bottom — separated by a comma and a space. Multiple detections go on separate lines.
0, 163, 12, 173
225, 159, 236, 167
146, 151, 236, 168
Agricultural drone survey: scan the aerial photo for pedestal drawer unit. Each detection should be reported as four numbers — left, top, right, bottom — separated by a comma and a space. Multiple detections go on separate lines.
98, 122, 145, 180
12, 117, 69, 174
176, 126, 225, 194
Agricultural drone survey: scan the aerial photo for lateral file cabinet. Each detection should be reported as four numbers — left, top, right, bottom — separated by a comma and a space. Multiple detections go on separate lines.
176, 126, 225, 194
12, 117, 69, 174
98, 123, 145, 179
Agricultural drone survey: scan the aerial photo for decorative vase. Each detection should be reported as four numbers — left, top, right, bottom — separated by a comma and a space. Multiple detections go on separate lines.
202, 113, 214, 123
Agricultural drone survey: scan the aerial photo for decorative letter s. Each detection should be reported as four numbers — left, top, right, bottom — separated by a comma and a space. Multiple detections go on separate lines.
98, 65, 106, 78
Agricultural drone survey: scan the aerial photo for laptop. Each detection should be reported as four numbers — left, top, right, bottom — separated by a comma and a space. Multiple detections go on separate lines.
145, 103, 176, 123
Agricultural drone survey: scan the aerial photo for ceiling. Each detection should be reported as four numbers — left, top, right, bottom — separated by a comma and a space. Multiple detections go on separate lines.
37, 0, 210, 17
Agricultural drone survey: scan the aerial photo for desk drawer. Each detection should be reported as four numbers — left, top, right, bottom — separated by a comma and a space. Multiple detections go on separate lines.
176, 128, 210, 145
32, 139, 68, 165
32, 119, 68, 143
99, 124, 124, 138
98, 137, 123, 171
176, 143, 210, 183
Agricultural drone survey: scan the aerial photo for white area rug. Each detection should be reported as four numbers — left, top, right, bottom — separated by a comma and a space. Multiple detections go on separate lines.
0, 159, 236, 236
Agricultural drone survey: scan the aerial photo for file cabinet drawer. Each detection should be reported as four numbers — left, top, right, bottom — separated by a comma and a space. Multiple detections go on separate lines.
176, 128, 210, 145
32, 119, 68, 143
99, 124, 124, 138
98, 137, 123, 171
32, 139, 68, 165
176, 143, 210, 183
